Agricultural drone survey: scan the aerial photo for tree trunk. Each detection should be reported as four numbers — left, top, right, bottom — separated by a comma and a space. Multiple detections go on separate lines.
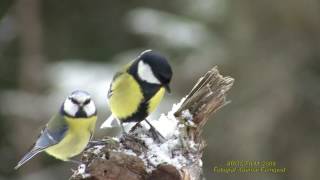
16, 0, 45, 92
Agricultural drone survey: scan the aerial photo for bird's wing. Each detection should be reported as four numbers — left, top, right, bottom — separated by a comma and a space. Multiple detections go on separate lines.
15, 114, 68, 169
107, 71, 123, 99
108, 60, 135, 99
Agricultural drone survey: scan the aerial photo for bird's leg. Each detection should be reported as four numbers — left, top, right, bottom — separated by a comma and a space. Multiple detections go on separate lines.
144, 119, 166, 143
120, 123, 128, 135
129, 122, 142, 133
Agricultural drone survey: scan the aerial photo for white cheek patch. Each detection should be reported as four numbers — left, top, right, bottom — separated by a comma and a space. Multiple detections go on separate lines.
138, 61, 161, 84
63, 98, 78, 116
84, 101, 96, 117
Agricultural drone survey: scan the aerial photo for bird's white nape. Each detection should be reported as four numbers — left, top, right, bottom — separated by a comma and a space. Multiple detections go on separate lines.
137, 60, 161, 84
83, 100, 96, 117
63, 98, 78, 117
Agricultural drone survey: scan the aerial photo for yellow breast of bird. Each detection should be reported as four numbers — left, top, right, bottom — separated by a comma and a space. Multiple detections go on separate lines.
45, 116, 96, 161
109, 72, 144, 119
148, 87, 165, 113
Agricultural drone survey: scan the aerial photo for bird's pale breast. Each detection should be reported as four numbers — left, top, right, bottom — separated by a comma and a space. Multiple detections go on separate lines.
45, 116, 96, 161
109, 72, 144, 120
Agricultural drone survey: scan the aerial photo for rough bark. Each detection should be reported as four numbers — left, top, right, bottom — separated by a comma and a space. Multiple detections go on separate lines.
70, 66, 234, 180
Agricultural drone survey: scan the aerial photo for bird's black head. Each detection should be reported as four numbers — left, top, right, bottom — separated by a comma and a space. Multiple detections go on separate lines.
135, 50, 173, 92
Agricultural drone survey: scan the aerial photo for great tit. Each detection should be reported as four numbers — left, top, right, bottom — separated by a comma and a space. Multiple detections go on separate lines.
15, 90, 97, 169
100, 50, 172, 134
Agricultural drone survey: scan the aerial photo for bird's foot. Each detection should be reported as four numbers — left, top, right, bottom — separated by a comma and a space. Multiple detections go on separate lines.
144, 119, 166, 143
149, 127, 166, 143
129, 122, 143, 133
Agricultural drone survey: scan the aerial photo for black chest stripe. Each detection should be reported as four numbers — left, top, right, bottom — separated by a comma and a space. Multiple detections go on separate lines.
121, 61, 161, 123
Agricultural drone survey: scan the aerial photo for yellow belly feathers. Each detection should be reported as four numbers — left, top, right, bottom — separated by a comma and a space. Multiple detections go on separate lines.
45, 116, 96, 161
148, 87, 165, 113
109, 72, 165, 120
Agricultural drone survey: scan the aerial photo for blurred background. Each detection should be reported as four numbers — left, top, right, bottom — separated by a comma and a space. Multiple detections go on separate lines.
0, 0, 319, 179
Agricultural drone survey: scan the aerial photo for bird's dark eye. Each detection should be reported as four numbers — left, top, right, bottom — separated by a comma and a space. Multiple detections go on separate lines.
84, 99, 90, 105
70, 97, 78, 104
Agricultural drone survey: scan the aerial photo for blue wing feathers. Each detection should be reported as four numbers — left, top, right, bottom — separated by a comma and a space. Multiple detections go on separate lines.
14, 125, 68, 169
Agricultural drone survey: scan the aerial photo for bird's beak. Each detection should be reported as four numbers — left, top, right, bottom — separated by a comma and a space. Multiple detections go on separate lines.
164, 84, 171, 93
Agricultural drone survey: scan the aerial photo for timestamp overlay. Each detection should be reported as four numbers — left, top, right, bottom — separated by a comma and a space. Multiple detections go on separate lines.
213, 160, 287, 175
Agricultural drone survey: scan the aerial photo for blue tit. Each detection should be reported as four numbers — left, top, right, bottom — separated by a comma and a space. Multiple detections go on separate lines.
15, 90, 97, 169
100, 50, 172, 133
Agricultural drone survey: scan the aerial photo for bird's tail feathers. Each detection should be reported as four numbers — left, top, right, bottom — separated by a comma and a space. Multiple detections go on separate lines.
14, 147, 44, 170
100, 114, 121, 129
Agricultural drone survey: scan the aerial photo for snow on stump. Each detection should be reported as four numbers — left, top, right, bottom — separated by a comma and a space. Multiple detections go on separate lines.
71, 66, 234, 180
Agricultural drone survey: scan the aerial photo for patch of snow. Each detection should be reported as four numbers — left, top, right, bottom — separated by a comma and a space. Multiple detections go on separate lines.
131, 98, 198, 171
122, 149, 138, 156
149, 97, 186, 138
77, 164, 86, 174
83, 97, 199, 173
181, 109, 193, 122
87, 145, 105, 155
181, 109, 196, 127
199, 159, 203, 167
112, 137, 120, 142
74, 164, 91, 179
